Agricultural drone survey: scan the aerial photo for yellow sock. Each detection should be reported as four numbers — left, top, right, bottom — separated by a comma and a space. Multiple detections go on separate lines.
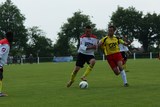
0, 81, 2, 93
82, 65, 93, 77
70, 72, 77, 82
123, 64, 126, 70
123, 63, 129, 72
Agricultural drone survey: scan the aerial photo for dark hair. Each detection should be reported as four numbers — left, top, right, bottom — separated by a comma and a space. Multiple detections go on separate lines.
108, 25, 116, 31
6, 32, 13, 37
86, 25, 91, 29
6, 31, 13, 43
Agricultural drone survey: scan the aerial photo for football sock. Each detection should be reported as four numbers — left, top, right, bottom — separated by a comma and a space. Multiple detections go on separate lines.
120, 70, 128, 84
123, 63, 126, 70
123, 63, 129, 71
0, 81, 2, 93
70, 72, 77, 82
82, 65, 93, 78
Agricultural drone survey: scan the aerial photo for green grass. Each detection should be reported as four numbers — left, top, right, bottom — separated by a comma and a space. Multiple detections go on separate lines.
0, 59, 160, 107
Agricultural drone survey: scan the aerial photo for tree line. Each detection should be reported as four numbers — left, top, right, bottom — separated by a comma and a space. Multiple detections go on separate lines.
0, 0, 160, 58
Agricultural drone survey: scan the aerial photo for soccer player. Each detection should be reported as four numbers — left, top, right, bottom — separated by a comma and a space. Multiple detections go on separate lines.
67, 25, 98, 87
0, 32, 13, 97
119, 35, 132, 72
99, 25, 129, 87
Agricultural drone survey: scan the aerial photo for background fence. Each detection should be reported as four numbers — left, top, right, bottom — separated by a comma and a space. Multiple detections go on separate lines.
7, 52, 160, 64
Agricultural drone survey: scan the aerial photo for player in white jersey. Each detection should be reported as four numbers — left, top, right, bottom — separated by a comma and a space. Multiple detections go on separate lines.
67, 25, 98, 87
119, 43, 129, 61
119, 35, 132, 72
0, 32, 13, 97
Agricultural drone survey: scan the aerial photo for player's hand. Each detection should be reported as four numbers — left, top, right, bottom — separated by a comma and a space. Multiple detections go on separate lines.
87, 45, 97, 50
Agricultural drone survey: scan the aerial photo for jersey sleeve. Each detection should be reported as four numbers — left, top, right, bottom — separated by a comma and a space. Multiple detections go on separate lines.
119, 39, 124, 44
99, 37, 107, 54
100, 37, 105, 44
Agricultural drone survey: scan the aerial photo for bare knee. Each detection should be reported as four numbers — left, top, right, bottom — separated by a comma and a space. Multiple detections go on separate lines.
89, 59, 96, 66
73, 66, 81, 73
113, 68, 120, 75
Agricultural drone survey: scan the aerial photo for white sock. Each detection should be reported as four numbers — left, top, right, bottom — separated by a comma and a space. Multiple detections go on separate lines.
120, 70, 128, 84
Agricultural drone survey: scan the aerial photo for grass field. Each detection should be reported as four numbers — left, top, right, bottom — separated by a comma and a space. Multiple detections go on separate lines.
0, 59, 160, 107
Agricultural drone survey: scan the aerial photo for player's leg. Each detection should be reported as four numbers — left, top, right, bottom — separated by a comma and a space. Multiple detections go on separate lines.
81, 57, 96, 81
117, 59, 129, 87
67, 66, 81, 87
106, 54, 120, 75
0, 67, 8, 97
121, 52, 127, 71
112, 53, 129, 87
0, 66, 3, 93
123, 52, 129, 72
107, 53, 129, 87
67, 53, 85, 87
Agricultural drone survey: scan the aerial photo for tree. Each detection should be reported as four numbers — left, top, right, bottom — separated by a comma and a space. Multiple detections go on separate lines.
110, 6, 160, 52
53, 11, 102, 56
110, 6, 143, 40
27, 26, 54, 57
0, 0, 28, 55
53, 31, 71, 56
138, 13, 160, 52
63, 11, 97, 48
93, 29, 107, 39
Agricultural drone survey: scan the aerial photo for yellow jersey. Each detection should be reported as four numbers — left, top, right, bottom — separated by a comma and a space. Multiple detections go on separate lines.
100, 36, 124, 55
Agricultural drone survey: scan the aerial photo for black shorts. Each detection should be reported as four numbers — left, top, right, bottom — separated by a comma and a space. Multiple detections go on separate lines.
121, 51, 127, 61
0, 67, 3, 80
76, 53, 95, 68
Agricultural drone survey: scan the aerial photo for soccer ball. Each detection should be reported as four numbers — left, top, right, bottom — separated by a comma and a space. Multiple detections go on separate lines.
79, 81, 88, 89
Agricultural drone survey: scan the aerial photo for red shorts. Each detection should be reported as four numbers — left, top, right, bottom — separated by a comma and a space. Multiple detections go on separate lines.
106, 52, 124, 70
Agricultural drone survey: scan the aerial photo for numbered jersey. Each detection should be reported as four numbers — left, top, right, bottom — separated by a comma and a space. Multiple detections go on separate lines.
100, 36, 124, 55
78, 34, 98, 55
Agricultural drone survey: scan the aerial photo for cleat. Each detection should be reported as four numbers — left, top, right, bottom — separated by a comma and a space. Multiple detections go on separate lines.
124, 83, 129, 87
81, 77, 87, 81
0, 93, 8, 97
66, 80, 74, 88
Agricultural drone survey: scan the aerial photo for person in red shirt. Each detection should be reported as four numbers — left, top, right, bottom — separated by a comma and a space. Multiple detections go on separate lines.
0, 32, 13, 97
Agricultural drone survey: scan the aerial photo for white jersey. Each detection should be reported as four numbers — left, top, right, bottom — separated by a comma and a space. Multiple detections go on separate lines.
78, 34, 98, 56
119, 43, 129, 52
0, 39, 10, 66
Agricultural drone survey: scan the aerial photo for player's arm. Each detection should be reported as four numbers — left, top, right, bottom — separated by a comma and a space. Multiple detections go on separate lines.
79, 38, 95, 51
119, 39, 130, 46
127, 50, 132, 55
79, 38, 98, 51
86, 45, 97, 50
79, 38, 87, 51
86, 39, 98, 50
98, 37, 105, 47
98, 37, 107, 51
97, 38, 107, 54
127, 40, 132, 45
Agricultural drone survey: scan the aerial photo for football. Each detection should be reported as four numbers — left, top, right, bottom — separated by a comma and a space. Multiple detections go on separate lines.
79, 81, 88, 89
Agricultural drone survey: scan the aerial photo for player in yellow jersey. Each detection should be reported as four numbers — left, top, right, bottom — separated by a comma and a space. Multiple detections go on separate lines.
99, 25, 129, 87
